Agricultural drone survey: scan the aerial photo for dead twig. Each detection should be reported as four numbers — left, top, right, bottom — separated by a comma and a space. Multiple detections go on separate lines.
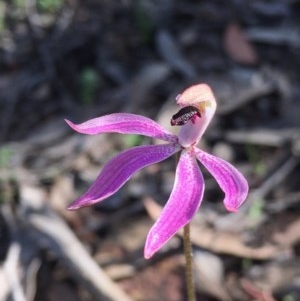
214, 154, 299, 231
3, 242, 27, 301
144, 198, 286, 260
225, 128, 299, 147
19, 190, 133, 301
218, 81, 276, 116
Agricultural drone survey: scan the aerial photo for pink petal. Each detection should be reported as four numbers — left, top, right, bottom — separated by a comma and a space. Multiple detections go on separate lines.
144, 150, 204, 259
176, 84, 216, 107
67, 144, 179, 210
177, 84, 217, 147
65, 113, 177, 143
195, 148, 248, 212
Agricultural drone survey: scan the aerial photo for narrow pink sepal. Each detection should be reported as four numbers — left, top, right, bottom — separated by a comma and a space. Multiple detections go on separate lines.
144, 150, 204, 259
195, 148, 248, 212
67, 144, 180, 210
65, 113, 177, 143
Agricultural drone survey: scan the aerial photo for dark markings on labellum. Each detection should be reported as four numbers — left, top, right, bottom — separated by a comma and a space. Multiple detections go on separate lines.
170, 106, 201, 126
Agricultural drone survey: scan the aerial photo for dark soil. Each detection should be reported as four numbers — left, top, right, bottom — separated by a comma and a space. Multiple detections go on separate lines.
1, 1, 300, 301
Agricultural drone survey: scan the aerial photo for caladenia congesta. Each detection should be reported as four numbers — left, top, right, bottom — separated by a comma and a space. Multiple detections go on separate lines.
65, 84, 248, 299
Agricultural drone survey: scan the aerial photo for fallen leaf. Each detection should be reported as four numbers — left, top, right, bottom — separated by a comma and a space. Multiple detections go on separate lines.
223, 23, 258, 65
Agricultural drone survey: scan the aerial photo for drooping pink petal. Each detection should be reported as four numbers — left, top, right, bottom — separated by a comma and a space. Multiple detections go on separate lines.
67, 144, 180, 210
65, 113, 177, 143
144, 150, 204, 259
195, 148, 248, 212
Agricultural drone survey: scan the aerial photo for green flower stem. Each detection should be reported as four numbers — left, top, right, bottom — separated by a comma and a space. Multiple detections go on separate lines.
183, 223, 196, 301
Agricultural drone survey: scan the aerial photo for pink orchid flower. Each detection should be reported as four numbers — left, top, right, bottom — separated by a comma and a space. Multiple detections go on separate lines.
65, 84, 248, 259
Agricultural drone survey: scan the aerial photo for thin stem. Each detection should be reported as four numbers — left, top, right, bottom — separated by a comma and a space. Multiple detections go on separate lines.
183, 223, 196, 301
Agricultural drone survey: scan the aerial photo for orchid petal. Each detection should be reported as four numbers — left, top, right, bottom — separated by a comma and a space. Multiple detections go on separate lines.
144, 150, 204, 259
67, 144, 180, 210
65, 113, 177, 143
195, 148, 248, 212
177, 84, 217, 147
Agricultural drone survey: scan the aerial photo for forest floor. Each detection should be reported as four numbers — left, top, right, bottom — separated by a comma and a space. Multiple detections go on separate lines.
1, 1, 300, 301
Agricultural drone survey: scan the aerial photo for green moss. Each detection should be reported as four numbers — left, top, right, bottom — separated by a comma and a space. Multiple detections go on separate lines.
37, 0, 63, 13
0, 147, 14, 169
80, 68, 100, 106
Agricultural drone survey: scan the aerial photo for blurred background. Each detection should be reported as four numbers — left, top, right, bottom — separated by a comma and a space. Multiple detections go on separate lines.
1, 0, 300, 300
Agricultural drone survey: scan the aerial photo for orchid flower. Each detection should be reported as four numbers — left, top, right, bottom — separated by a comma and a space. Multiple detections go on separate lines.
65, 84, 248, 259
